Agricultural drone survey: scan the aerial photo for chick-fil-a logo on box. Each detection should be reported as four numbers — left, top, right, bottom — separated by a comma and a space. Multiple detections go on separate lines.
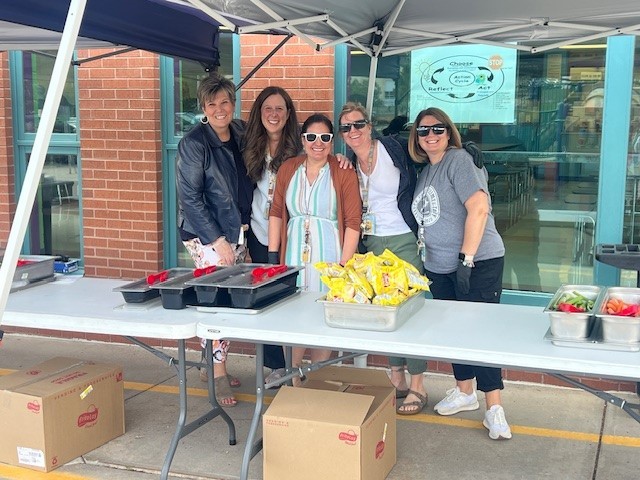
338, 430, 358, 445
77, 404, 99, 427
27, 399, 41, 413
26, 369, 41, 376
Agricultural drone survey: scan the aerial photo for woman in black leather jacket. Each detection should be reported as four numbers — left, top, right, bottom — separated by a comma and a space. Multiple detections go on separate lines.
176, 73, 252, 407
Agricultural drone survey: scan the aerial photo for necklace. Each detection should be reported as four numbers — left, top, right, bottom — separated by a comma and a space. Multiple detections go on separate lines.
264, 152, 275, 219
357, 139, 376, 237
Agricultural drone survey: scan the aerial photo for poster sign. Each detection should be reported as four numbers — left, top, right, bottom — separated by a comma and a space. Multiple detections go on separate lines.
410, 44, 517, 123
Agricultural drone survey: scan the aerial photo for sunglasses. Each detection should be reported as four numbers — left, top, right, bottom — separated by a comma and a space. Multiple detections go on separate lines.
302, 132, 333, 143
338, 119, 369, 133
417, 124, 447, 137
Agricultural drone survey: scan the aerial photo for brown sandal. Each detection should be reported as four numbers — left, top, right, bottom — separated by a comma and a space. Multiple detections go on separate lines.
397, 390, 427, 415
227, 374, 241, 388
214, 375, 237, 407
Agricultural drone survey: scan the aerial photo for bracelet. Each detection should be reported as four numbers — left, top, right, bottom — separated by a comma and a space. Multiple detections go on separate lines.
458, 253, 475, 268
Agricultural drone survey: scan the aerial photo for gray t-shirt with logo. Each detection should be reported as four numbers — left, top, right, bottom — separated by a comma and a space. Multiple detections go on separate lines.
411, 147, 505, 274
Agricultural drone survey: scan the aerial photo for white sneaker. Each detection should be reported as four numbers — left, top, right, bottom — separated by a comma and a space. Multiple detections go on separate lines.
433, 387, 480, 416
265, 368, 286, 389
483, 405, 512, 440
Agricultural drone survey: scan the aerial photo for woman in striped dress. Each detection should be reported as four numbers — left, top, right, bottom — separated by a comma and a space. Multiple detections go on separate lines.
268, 113, 362, 372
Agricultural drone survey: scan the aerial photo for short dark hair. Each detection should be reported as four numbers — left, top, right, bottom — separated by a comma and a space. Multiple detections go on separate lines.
301, 113, 333, 134
197, 73, 236, 110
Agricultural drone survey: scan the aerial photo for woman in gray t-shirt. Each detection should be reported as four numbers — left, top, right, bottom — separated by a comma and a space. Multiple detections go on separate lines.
409, 107, 511, 440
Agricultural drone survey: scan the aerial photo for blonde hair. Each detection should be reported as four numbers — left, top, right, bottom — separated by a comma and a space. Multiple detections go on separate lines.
338, 101, 370, 125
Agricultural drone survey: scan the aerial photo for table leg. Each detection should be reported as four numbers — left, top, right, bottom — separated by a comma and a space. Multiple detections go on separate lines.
160, 339, 189, 479
241, 342, 266, 480
124, 337, 236, 479
203, 339, 237, 445
552, 374, 640, 423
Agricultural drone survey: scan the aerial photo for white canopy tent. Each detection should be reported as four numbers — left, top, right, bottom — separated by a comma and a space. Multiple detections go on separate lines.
196, 0, 640, 110
2, 0, 640, 323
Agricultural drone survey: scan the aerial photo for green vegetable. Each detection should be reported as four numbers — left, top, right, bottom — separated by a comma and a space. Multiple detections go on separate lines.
553, 291, 594, 312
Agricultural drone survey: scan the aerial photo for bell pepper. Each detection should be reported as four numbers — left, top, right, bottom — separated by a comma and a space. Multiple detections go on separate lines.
616, 304, 640, 317
557, 302, 585, 313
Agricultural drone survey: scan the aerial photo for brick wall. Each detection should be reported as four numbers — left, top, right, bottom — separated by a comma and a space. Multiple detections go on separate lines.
0, 51, 15, 249
77, 49, 164, 279
239, 35, 335, 122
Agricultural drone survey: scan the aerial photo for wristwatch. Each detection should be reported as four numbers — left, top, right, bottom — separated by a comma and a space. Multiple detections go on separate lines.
458, 253, 475, 268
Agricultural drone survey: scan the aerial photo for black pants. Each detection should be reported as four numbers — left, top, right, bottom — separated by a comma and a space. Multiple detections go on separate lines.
426, 257, 505, 392
247, 227, 286, 369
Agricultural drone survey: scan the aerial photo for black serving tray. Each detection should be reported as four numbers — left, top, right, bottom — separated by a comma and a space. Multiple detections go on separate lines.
114, 268, 193, 305
186, 264, 303, 309
153, 268, 204, 310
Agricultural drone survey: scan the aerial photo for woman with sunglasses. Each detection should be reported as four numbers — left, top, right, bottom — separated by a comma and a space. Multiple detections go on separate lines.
409, 107, 510, 440
338, 102, 428, 416
268, 113, 361, 376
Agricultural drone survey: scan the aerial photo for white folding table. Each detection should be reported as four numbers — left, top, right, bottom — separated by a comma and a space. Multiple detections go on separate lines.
196, 291, 640, 480
1, 277, 236, 479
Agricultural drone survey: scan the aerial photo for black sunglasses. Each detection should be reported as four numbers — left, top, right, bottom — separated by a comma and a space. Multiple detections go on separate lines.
338, 119, 369, 133
302, 132, 333, 143
417, 124, 447, 137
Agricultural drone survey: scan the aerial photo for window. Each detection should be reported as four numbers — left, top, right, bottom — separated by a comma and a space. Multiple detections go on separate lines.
347, 43, 636, 294
11, 51, 81, 260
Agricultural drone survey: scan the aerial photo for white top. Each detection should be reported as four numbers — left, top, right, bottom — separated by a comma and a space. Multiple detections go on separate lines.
197, 292, 640, 381
358, 142, 410, 236
250, 153, 274, 246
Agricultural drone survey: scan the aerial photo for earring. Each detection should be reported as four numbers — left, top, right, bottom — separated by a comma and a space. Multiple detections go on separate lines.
200, 116, 209, 124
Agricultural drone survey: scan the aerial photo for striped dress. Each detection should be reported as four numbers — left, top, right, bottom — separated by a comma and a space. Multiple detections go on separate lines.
284, 162, 340, 291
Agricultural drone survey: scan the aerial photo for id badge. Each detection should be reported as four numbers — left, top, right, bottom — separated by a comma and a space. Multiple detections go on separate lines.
361, 212, 375, 236
301, 244, 311, 263
264, 200, 272, 220
417, 241, 426, 263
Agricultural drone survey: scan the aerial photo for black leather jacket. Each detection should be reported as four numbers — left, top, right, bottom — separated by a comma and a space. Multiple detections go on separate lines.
176, 119, 246, 245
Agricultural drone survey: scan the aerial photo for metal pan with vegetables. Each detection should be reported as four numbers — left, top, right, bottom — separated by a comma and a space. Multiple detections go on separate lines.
543, 285, 603, 339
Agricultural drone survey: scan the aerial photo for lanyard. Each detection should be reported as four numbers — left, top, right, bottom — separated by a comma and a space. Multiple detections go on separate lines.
356, 140, 375, 211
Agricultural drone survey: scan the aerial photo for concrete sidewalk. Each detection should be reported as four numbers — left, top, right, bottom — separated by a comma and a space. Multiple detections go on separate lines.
0, 333, 639, 480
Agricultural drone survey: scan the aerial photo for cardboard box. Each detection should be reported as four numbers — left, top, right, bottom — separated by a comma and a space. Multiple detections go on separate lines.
263, 366, 396, 480
0, 357, 125, 472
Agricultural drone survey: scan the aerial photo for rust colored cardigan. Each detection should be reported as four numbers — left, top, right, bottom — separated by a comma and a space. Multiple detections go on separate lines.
270, 154, 362, 263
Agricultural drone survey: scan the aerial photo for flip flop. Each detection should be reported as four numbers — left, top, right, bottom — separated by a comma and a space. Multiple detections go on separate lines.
396, 388, 410, 399
214, 375, 237, 407
397, 390, 428, 415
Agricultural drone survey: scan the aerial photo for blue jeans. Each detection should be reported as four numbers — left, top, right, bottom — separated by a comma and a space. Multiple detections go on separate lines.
426, 256, 505, 392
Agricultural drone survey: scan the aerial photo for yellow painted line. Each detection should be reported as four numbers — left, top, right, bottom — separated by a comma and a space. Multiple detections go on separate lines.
0, 465, 94, 479
123, 380, 640, 448
2, 370, 638, 451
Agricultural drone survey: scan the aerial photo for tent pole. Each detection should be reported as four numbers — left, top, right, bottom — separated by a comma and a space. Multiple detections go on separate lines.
0, 0, 86, 325
366, 55, 379, 115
